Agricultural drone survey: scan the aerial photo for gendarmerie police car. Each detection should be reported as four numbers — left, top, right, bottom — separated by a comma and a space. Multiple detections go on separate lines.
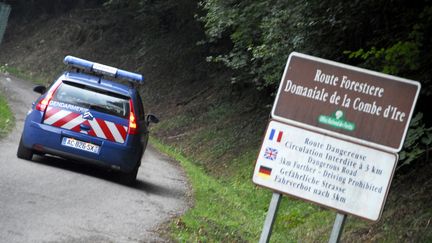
17, 56, 158, 185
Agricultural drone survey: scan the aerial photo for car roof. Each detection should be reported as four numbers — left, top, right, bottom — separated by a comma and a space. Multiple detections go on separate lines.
59, 71, 134, 97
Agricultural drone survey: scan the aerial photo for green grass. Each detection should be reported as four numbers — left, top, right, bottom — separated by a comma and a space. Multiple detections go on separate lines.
0, 64, 47, 85
151, 121, 432, 243
149, 96, 339, 242
151, 137, 335, 242
0, 92, 14, 138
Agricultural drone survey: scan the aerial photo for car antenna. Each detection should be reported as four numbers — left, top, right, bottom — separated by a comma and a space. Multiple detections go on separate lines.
97, 74, 103, 84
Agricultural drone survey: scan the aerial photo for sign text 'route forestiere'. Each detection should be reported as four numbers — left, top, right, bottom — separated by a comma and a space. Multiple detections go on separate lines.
272, 52, 421, 152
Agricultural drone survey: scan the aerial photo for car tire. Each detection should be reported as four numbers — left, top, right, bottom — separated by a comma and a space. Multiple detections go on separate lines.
118, 164, 139, 186
17, 136, 33, 161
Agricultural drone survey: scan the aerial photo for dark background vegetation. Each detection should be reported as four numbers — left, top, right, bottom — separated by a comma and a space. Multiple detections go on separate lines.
1, 0, 431, 241
5, 0, 431, 167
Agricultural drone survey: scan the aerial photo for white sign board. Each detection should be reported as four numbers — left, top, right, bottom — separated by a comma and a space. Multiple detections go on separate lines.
253, 120, 397, 221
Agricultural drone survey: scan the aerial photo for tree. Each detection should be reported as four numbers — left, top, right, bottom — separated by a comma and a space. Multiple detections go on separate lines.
198, 0, 432, 165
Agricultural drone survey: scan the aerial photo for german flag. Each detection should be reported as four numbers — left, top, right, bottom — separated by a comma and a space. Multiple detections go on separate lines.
258, 165, 272, 179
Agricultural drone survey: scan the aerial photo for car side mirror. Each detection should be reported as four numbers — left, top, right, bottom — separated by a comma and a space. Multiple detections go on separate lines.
145, 114, 159, 126
33, 85, 46, 94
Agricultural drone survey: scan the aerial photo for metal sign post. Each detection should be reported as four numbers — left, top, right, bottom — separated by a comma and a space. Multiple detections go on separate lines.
259, 195, 348, 243
0, 3, 11, 45
259, 192, 282, 243
328, 213, 347, 243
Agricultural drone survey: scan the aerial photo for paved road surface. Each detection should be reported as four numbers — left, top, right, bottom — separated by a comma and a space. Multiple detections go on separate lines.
0, 74, 189, 242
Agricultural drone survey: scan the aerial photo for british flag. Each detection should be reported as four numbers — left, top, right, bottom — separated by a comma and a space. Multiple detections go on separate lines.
263, 147, 278, 161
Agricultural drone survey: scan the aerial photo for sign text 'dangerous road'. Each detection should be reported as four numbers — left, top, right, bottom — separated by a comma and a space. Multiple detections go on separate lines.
253, 120, 397, 221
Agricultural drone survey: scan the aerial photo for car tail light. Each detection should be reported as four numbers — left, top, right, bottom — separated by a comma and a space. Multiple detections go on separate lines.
128, 100, 137, 135
35, 82, 61, 112
35, 98, 50, 111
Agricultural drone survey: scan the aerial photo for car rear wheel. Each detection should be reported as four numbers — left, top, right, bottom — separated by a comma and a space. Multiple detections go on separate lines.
17, 136, 33, 160
118, 164, 139, 186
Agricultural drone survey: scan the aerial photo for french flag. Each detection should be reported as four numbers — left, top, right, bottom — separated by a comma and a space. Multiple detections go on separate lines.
268, 128, 283, 142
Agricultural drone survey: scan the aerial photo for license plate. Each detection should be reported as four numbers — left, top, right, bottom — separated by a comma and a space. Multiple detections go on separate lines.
61, 137, 100, 154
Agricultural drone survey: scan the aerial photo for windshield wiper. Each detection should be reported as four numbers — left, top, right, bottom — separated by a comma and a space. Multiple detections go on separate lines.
89, 104, 107, 112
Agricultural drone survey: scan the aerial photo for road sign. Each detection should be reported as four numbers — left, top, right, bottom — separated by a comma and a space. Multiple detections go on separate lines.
253, 120, 397, 221
271, 52, 421, 152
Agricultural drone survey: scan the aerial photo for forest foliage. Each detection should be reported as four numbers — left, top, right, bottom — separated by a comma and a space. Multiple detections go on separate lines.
5, 0, 432, 166
197, 0, 432, 166
198, 0, 432, 90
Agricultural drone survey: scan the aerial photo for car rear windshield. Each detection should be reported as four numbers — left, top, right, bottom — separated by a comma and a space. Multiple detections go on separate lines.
52, 81, 130, 119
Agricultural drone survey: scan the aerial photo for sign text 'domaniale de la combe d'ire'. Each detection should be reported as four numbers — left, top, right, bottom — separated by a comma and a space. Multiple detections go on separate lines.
272, 53, 420, 152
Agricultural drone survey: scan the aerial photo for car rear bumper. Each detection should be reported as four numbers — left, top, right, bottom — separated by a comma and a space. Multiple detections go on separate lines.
22, 119, 143, 173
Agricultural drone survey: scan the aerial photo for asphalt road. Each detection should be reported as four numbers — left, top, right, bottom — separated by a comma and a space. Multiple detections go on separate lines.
0, 74, 190, 242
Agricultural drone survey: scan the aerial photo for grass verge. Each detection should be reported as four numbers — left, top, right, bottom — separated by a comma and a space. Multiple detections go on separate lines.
1, 64, 47, 85
0, 92, 14, 138
150, 136, 336, 242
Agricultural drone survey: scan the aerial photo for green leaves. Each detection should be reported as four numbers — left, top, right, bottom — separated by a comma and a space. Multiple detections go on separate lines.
346, 41, 420, 76
199, 1, 372, 88
399, 113, 432, 168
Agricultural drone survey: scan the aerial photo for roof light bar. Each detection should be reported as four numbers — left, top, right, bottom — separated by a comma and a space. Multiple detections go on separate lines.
63, 55, 144, 84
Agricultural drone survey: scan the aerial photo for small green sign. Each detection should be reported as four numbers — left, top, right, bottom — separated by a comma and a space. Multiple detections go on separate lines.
318, 110, 355, 131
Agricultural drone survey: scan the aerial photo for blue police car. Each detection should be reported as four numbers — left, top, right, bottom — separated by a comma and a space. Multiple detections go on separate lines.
17, 56, 158, 185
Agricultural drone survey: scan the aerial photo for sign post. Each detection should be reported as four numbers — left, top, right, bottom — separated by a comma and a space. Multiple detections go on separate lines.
258, 192, 282, 243
328, 213, 347, 243
254, 52, 421, 242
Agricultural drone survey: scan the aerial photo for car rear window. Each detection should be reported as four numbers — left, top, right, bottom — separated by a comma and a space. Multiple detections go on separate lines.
52, 81, 130, 119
